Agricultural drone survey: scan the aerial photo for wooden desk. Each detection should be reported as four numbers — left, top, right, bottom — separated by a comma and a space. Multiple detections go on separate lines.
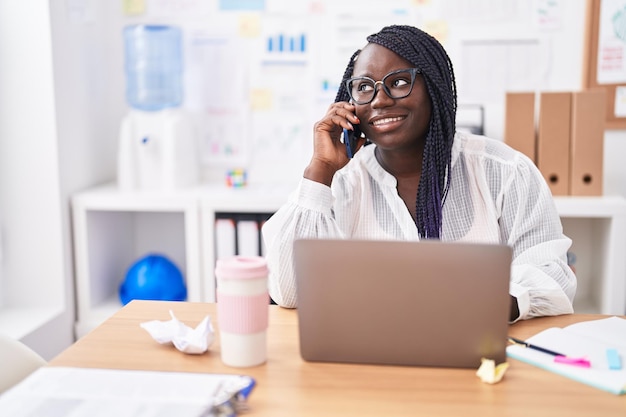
51, 300, 625, 417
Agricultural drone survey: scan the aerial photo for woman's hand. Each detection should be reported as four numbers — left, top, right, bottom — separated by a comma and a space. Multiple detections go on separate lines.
510, 295, 520, 322
304, 102, 364, 186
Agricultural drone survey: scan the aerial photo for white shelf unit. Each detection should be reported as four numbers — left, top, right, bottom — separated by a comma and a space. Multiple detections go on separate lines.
71, 186, 626, 337
72, 184, 202, 338
199, 183, 295, 302
554, 196, 626, 315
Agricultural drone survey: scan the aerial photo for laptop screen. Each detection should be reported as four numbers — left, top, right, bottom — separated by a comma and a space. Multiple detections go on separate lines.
294, 238, 512, 368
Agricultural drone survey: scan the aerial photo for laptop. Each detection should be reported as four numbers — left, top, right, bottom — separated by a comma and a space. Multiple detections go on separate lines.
293, 238, 512, 368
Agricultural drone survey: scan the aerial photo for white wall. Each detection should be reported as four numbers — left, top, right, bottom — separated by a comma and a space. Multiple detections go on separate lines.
604, 130, 626, 196
0, 0, 120, 359
0, 0, 72, 359
0, 1, 61, 309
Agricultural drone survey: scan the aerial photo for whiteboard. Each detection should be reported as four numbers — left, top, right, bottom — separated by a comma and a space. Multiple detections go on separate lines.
109, 0, 587, 183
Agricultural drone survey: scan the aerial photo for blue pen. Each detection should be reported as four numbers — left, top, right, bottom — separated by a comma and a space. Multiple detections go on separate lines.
508, 336, 591, 367
508, 337, 565, 356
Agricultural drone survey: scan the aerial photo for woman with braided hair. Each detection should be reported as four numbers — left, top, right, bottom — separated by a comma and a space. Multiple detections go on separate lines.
262, 25, 576, 322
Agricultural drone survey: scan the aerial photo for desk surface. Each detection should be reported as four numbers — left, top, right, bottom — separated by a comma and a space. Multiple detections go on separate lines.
50, 300, 626, 417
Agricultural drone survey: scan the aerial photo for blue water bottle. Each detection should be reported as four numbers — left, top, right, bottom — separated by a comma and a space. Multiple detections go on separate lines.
123, 25, 183, 111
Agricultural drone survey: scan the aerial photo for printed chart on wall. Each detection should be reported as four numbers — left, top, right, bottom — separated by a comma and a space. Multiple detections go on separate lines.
245, 13, 314, 183
186, 25, 252, 168
586, 0, 626, 128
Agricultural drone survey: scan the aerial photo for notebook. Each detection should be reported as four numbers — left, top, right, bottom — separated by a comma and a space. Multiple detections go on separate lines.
293, 238, 513, 368
506, 316, 626, 395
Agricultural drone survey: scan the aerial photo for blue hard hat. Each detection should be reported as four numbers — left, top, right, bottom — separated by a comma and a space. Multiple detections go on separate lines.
119, 253, 187, 305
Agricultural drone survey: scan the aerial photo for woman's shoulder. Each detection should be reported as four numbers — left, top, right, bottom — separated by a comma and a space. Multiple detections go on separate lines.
453, 131, 532, 166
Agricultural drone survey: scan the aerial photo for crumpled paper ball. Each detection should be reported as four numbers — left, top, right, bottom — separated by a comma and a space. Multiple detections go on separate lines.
140, 310, 215, 354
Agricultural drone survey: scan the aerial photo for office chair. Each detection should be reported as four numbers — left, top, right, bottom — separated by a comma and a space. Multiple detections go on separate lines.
0, 333, 47, 394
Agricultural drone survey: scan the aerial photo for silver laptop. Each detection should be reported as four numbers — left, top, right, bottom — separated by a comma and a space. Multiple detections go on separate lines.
293, 239, 512, 368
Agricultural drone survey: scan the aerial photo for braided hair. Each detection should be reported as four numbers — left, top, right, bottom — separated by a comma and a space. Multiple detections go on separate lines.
335, 25, 457, 240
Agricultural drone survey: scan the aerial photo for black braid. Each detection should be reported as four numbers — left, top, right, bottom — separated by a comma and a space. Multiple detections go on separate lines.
334, 25, 457, 239
335, 49, 360, 103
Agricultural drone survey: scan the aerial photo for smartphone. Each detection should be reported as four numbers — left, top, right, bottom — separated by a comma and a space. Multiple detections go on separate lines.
342, 126, 361, 159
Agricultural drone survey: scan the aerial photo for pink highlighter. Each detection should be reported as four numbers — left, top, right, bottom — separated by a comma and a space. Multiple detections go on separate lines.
554, 355, 591, 368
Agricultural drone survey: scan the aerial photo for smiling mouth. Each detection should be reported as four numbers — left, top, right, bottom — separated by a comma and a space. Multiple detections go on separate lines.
372, 116, 405, 126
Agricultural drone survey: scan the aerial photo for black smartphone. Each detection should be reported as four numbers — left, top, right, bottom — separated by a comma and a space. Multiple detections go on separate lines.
343, 126, 361, 158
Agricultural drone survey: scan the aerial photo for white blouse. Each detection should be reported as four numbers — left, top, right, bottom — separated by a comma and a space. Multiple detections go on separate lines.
262, 132, 576, 321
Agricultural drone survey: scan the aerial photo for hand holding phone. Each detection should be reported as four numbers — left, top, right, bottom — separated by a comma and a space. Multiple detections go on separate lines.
343, 126, 361, 159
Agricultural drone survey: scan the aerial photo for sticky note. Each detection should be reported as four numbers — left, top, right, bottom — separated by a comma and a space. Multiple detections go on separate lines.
476, 358, 509, 384
250, 89, 273, 110
423, 20, 449, 44
607, 349, 622, 370
614, 87, 626, 117
123, 0, 145, 15
239, 14, 261, 38
220, 0, 265, 11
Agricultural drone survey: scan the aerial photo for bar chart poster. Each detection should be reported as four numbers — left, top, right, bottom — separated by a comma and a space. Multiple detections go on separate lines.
262, 30, 309, 65
267, 32, 306, 53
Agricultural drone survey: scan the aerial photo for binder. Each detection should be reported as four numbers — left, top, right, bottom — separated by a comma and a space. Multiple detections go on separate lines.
215, 218, 236, 261
259, 218, 268, 256
504, 92, 536, 163
569, 89, 606, 196
537, 92, 572, 196
236, 219, 260, 257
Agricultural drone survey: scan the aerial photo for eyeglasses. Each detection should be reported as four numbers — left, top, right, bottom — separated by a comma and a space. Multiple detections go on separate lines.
346, 68, 421, 105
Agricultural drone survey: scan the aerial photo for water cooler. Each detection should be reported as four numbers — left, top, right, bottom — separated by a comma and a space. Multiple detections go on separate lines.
118, 25, 199, 191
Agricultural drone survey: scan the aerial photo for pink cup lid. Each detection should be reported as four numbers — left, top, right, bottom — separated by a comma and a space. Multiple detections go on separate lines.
215, 256, 268, 279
